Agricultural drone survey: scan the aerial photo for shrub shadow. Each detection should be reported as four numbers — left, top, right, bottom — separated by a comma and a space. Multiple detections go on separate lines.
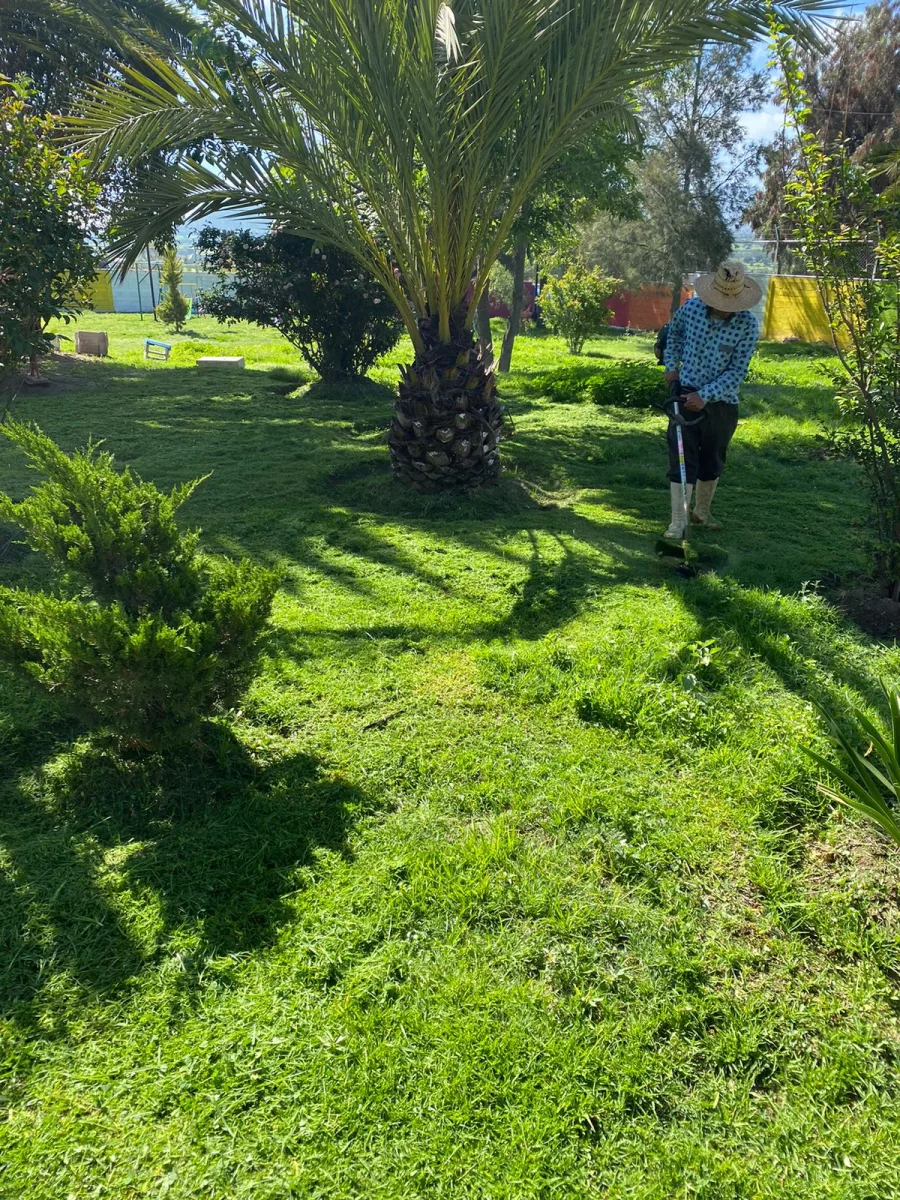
0, 726, 371, 1036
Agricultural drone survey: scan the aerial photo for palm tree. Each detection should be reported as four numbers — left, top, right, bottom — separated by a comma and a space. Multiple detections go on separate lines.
71, 0, 831, 491
0, 0, 201, 114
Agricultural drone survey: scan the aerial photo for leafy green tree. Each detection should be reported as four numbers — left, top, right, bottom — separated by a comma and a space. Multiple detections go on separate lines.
72, 0, 829, 491
0, 82, 99, 392
772, 22, 900, 592
584, 42, 767, 315
196, 227, 403, 381
541, 265, 619, 354
0, 0, 201, 115
582, 151, 734, 300
749, 1, 900, 250
154, 245, 190, 331
496, 127, 639, 373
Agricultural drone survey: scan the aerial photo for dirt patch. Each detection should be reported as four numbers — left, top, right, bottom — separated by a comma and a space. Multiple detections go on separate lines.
806, 830, 900, 926
839, 585, 900, 639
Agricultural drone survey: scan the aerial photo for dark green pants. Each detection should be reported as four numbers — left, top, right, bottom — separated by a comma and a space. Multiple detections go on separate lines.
667, 401, 739, 484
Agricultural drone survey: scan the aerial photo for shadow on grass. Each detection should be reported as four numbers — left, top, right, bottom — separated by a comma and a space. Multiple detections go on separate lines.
670, 573, 885, 716
0, 725, 371, 1036
4, 349, 872, 655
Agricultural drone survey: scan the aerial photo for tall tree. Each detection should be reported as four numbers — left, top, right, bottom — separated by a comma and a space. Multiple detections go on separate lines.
748, 1, 900, 250
584, 41, 767, 315
496, 126, 638, 373
582, 151, 734, 303
71, 0, 829, 492
0, 83, 99, 393
744, 132, 801, 273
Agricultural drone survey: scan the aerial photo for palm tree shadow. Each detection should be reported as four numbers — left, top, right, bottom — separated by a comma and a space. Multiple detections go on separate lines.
0, 726, 372, 1037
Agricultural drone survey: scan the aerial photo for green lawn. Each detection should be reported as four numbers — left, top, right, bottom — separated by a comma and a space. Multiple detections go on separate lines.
2, 315, 899, 1199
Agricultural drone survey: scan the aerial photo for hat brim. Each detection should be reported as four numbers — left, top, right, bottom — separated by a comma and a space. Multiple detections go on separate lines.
693, 273, 762, 312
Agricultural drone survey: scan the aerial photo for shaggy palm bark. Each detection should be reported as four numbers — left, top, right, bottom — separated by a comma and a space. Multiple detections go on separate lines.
389, 311, 507, 491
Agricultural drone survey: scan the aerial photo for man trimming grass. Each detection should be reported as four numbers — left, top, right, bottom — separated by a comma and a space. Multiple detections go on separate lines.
662, 260, 760, 539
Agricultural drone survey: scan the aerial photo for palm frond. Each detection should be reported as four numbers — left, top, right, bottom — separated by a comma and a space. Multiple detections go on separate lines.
0, 0, 202, 62
70, 0, 840, 346
807, 688, 900, 848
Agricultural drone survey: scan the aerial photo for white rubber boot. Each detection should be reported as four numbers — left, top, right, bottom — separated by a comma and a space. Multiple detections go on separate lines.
691, 479, 721, 529
664, 482, 692, 540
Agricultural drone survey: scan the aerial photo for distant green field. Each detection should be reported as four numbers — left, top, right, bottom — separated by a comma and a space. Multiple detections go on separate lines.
2, 316, 898, 1199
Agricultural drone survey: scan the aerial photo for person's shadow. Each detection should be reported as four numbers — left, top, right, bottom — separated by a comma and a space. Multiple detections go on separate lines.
0, 722, 371, 1037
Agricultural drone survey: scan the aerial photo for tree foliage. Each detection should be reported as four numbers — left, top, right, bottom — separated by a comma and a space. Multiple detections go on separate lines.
510, 127, 640, 263
69, 0, 830, 489
196, 227, 403, 381
583, 42, 766, 306
749, 2, 900, 248
582, 152, 734, 293
772, 23, 900, 592
0, 421, 276, 752
72, 0, 830, 352
155, 245, 189, 331
0, 0, 202, 115
0, 83, 99, 389
496, 126, 639, 372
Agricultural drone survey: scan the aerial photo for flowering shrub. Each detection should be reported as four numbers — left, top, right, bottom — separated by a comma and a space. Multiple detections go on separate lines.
196, 227, 403, 381
540, 265, 619, 354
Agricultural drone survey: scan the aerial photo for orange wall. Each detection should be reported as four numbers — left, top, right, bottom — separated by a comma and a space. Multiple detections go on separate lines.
609, 285, 693, 331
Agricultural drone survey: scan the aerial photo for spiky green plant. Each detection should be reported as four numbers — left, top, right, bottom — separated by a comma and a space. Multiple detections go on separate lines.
0, 421, 277, 752
806, 685, 900, 846
69, 0, 832, 490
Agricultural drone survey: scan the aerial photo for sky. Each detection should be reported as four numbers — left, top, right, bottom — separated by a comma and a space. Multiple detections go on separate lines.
738, 2, 876, 155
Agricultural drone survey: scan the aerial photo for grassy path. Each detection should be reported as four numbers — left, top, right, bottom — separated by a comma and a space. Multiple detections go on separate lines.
1, 319, 899, 1197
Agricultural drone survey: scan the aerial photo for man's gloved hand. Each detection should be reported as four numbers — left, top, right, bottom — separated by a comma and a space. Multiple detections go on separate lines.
682, 392, 705, 412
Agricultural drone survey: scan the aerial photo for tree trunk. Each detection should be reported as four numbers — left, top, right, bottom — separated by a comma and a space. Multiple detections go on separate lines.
670, 277, 684, 318
476, 285, 493, 363
498, 240, 527, 374
388, 311, 507, 492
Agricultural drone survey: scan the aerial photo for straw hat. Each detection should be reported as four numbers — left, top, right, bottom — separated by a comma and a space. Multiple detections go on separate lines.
693, 260, 761, 313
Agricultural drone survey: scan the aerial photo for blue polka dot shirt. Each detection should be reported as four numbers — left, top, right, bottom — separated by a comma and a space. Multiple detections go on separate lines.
663, 297, 758, 405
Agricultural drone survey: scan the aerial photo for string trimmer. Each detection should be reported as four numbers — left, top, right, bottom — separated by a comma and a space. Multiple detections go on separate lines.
655, 386, 728, 576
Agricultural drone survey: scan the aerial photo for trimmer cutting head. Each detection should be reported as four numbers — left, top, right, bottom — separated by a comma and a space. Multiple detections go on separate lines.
655, 536, 728, 573
655, 536, 689, 561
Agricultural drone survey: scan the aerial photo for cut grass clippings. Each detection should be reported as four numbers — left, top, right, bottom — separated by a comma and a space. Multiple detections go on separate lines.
1, 317, 899, 1198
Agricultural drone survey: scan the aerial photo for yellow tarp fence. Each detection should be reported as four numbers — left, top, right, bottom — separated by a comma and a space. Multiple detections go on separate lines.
762, 276, 836, 345
85, 270, 115, 312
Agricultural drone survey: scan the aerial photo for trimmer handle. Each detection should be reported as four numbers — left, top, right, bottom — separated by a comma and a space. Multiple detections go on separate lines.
663, 384, 707, 427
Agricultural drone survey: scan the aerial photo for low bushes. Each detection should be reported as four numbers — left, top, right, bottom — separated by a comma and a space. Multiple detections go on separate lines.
586, 360, 668, 408
535, 359, 667, 408
0, 421, 276, 752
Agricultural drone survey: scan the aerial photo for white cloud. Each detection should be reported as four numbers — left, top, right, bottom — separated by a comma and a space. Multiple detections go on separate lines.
740, 102, 786, 145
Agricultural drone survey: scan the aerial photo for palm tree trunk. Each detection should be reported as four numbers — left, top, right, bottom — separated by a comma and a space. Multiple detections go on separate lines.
388, 310, 507, 492
498, 240, 526, 374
